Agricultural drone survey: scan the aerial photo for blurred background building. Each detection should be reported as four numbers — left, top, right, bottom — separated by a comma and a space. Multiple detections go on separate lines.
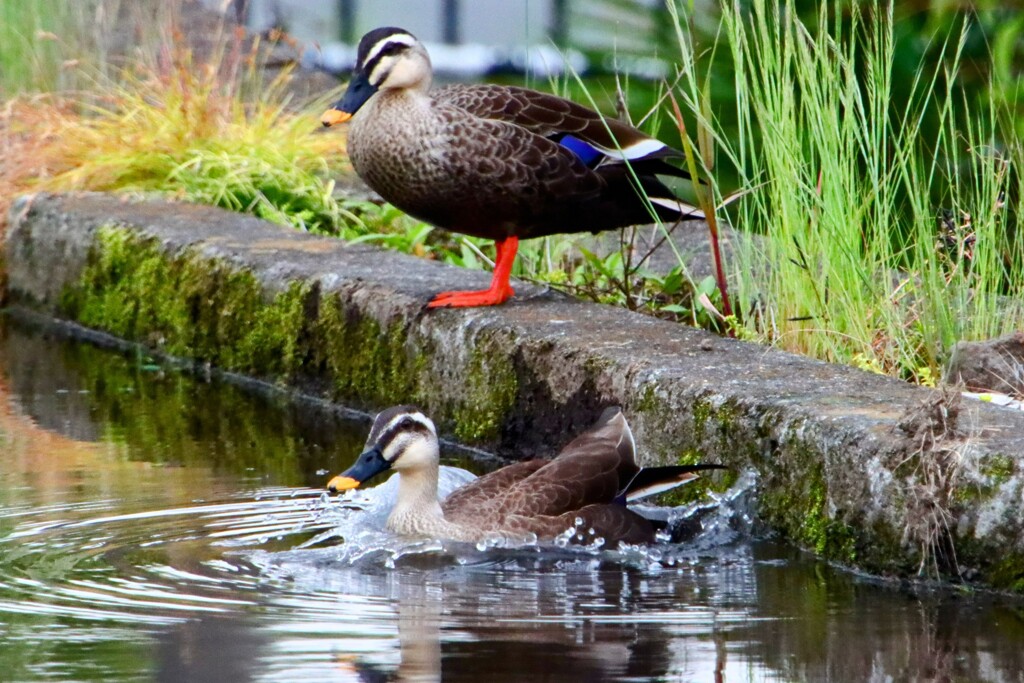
202, 0, 675, 79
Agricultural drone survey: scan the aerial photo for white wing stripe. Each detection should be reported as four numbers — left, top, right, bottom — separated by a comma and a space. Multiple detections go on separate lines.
596, 138, 667, 160
649, 197, 706, 218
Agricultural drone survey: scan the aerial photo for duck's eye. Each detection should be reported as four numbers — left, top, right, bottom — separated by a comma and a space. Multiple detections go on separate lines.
399, 417, 414, 428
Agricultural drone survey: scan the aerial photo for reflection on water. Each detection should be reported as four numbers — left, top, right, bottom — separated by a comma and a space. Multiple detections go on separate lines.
2, 313, 1024, 682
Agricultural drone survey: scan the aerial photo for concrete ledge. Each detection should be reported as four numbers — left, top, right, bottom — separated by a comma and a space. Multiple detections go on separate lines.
6, 192, 1024, 588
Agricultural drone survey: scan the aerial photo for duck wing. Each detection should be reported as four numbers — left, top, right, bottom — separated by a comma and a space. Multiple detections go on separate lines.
406, 91, 702, 238
441, 459, 546, 520
435, 84, 687, 172
503, 503, 657, 546
442, 409, 633, 530
494, 408, 639, 520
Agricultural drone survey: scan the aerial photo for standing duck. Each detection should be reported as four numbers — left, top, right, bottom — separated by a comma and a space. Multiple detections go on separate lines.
327, 405, 724, 545
321, 27, 705, 308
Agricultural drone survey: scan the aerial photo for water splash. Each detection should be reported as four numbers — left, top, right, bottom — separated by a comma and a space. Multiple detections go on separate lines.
250, 467, 760, 577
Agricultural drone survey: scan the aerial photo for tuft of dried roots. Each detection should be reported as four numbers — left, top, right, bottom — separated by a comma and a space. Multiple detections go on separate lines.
888, 386, 966, 579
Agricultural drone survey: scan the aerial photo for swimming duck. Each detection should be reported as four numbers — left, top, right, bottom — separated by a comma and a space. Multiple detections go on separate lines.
321, 27, 705, 308
327, 405, 724, 545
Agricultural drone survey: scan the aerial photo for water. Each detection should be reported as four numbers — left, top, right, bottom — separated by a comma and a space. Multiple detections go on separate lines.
1, 315, 1023, 682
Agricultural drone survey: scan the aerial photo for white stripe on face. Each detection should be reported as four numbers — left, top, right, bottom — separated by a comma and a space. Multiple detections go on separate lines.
368, 55, 396, 87
381, 411, 435, 438
362, 33, 417, 70
378, 411, 437, 463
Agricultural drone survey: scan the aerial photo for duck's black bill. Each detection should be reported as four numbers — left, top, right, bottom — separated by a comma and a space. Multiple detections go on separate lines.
321, 73, 377, 127
327, 446, 390, 492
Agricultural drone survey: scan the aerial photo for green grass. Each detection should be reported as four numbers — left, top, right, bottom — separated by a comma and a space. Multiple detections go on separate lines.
664, 0, 1024, 382
0, 0, 112, 95
0, 1, 69, 95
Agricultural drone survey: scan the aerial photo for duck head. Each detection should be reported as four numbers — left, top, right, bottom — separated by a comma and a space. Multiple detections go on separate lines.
322, 27, 432, 127
327, 405, 439, 492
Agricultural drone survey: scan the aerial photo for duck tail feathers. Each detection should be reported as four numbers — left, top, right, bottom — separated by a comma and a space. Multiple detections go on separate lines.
648, 196, 706, 220
619, 464, 727, 503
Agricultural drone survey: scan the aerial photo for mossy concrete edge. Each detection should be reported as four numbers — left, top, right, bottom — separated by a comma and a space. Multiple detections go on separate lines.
6, 192, 1024, 590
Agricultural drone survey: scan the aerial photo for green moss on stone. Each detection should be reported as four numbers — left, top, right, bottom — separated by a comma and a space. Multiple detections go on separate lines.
692, 396, 713, 435
451, 337, 518, 443
980, 453, 1016, 483
951, 453, 1016, 507
223, 280, 310, 377
313, 294, 428, 407
60, 225, 313, 380
988, 553, 1024, 593
635, 383, 660, 414
57, 224, 528, 448
689, 395, 746, 456
755, 437, 861, 566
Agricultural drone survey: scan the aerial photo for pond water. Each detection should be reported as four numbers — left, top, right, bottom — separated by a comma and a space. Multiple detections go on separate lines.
2, 314, 1024, 682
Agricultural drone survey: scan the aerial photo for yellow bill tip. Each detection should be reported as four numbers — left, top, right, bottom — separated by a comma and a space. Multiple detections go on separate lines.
321, 109, 352, 127
327, 475, 361, 492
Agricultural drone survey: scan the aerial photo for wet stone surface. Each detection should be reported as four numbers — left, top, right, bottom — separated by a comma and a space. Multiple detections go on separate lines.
5, 192, 1024, 589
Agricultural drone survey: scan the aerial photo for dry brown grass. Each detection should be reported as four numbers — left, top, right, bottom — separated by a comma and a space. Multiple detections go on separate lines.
0, 97, 77, 238
889, 386, 968, 578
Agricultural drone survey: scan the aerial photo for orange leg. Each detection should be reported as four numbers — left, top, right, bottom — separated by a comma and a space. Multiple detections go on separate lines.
427, 237, 518, 308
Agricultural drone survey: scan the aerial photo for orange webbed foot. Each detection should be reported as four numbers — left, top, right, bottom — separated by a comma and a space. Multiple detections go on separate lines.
426, 285, 515, 308
426, 236, 519, 309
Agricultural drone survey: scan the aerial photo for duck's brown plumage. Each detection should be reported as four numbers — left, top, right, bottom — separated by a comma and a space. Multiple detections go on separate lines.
322, 27, 704, 307
441, 408, 654, 543
328, 406, 723, 546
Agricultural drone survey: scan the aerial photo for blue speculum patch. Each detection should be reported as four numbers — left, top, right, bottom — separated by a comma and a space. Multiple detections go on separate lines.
556, 134, 603, 167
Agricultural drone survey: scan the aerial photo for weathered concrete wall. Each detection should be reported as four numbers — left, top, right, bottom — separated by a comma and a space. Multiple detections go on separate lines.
5, 192, 1024, 589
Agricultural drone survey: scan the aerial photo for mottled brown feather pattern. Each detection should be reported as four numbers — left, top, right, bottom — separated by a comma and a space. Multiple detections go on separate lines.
440, 460, 546, 518
435, 84, 660, 155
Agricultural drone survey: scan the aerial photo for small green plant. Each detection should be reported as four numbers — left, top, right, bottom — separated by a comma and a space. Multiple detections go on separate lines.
38, 27, 381, 237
